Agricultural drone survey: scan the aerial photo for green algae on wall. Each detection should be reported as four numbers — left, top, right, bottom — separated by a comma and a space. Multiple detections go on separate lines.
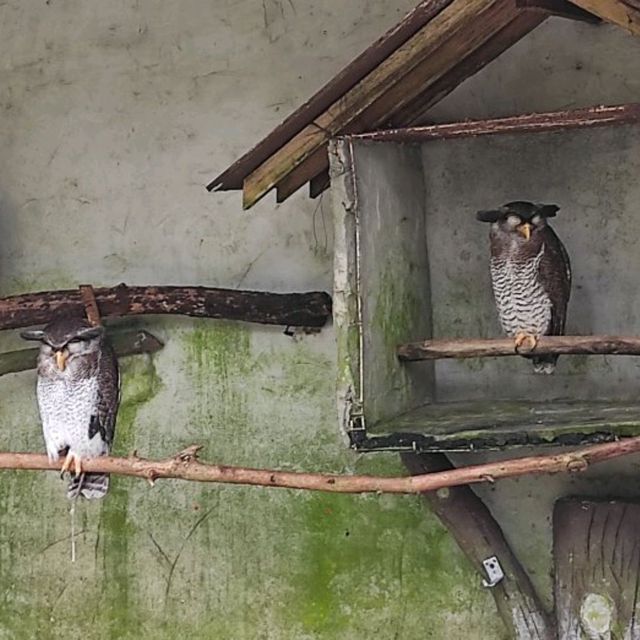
97, 353, 162, 640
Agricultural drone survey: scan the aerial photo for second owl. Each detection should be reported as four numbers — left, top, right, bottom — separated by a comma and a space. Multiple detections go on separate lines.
476, 201, 571, 374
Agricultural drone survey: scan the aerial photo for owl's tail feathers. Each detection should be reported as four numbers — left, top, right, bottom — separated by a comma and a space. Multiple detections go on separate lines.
532, 354, 558, 375
67, 473, 110, 500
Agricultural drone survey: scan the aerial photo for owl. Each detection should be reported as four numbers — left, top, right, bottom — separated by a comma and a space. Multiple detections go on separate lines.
21, 317, 120, 499
476, 201, 571, 374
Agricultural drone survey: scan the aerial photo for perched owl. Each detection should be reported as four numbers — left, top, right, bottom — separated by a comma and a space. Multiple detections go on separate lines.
476, 201, 571, 374
21, 317, 120, 499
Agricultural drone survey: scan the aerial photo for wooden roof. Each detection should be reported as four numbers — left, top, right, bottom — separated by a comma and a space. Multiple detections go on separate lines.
208, 0, 640, 209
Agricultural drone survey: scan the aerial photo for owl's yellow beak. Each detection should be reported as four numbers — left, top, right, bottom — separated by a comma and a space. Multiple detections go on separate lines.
517, 222, 532, 240
55, 349, 69, 371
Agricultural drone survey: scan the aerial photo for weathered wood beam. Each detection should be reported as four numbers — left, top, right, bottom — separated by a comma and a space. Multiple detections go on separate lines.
207, 0, 454, 192
554, 499, 640, 638
389, 11, 548, 127
398, 335, 640, 360
567, 0, 640, 34
309, 170, 331, 199
5, 434, 640, 493
402, 452, 555, 639
516, 0, 601, 22
295, 10, 545, 202
242, 0, 517, 209
276, 147, 329, 202
0, 284, 332, 330
352, 102, 640, 143
1, 329, 163, 377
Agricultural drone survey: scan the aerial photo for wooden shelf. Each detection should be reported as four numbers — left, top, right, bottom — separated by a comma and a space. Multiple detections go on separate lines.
356, 400, 640, 452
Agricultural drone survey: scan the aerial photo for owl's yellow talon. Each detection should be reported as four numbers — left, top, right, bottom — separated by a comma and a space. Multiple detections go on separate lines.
514, 333, 538, 353
60, 451, 83, 478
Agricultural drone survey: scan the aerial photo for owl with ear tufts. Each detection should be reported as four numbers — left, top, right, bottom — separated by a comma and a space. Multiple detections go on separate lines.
476, 201, 571, 374
21, 317, 120, 499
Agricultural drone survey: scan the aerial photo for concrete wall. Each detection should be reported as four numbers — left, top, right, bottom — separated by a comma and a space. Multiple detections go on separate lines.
0, 2, 503, 639
2, 4, 639, 639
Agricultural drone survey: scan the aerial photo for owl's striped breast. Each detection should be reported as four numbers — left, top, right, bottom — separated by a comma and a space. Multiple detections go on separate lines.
490, 246, 552, 337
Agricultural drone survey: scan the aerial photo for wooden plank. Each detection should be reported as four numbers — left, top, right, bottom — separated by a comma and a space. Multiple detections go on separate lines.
242, 0, 516, 209
397, 334, 640, 360
281, 10, 544, 202
516, 0, 601, 21
341, 4, 532, 134
206, 0, 454, 192
567, 0, 640, 34
4, 329, 163, 377
309, 170, 330, 199
403, 452, 555, 640
348, 102, 640, 143
388, 11, 547, 127
554, 499, 640, 639
276, 147, 328, 203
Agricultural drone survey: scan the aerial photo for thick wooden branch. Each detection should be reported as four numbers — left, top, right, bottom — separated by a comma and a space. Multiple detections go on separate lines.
0, 284, 332, 330
398, 335, 640, 361
402, 452, 555, 639
0, 329, 163, 377
4, 436, 640, 492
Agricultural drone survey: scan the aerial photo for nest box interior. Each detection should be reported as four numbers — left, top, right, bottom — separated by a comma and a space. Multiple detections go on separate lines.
331, 108, 640, 452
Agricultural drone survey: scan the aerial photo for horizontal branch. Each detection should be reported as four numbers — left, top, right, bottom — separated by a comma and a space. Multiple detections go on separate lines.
397, 335, 640, 361
0, 284, 332, 330
0, 329, 163, 377
4, 436, 640, 493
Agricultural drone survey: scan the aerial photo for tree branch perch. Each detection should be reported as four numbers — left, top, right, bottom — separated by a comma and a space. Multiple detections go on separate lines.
398, 335, 640, 361
0, 284, 332, 330
5, 436, 640, 493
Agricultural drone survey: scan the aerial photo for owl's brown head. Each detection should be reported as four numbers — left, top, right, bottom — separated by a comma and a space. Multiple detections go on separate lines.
21, 316, 104, 372
476, 201, 559, 241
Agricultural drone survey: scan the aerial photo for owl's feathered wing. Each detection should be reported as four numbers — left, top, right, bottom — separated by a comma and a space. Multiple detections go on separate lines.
532, 225, 571, 373
68, 341, 120, 499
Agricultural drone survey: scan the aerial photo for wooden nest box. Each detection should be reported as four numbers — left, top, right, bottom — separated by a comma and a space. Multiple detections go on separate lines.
209, 0, 640, 453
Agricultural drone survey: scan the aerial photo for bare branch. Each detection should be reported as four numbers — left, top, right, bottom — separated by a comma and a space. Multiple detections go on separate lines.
0, 284, 332, 330
398, 335, 640, 361
4, 436, 640, 493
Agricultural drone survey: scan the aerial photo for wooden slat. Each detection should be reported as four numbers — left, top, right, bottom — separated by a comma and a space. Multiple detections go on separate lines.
554, 499, 640, 639
348, 102, 640, 143
309, 170, 330, 199
390, 11, 547, 127
277, 11, 546, 202
283, 10, 545, 202
242, 0, 516, 209
335, 1, 525, 135
567, 0, 640, 34
206, 0, 453, 192
276, 147, 328, 203
516, 0, 601, 21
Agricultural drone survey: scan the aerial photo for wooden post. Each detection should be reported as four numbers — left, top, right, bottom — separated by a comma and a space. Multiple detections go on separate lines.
402, 452, 556, 639
554, 499, 640, 639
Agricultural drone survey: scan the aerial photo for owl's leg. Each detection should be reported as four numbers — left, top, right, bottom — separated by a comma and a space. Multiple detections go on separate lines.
60, 450, 83, 478
514, 332, 538, 353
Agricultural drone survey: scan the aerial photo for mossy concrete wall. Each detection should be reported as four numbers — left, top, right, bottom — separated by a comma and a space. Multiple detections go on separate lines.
1, 4, 639, 638
0, 2, 503, 638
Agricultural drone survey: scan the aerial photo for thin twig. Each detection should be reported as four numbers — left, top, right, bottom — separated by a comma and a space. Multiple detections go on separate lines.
2, 438, 640, 494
